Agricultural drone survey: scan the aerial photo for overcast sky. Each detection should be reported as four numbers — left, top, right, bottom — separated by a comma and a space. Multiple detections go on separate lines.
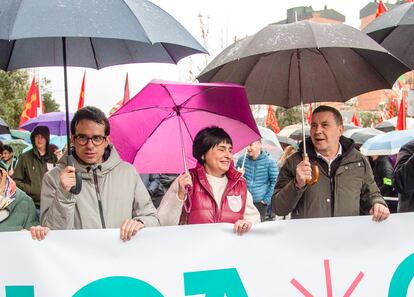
39, 0, 373, 114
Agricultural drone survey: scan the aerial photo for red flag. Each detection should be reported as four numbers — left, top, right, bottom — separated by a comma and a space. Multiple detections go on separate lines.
306, 103, 312, 125
397, 91, 407, 130
77, 71, 86, 110
19, 78, 40, 127
351, 112, 360, 127
265, 105, 280, 133
375, 0, 388, 18
122, 73, 130, 105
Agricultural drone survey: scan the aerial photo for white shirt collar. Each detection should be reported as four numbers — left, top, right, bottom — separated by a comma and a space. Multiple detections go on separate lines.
316, 144, 342, 166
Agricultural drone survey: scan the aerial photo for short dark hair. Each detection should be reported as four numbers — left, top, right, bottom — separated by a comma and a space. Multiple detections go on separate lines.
193, 126, 233, 164
71, 106, 110, 136
3, 145, 13, 153
312, 105, 343, 126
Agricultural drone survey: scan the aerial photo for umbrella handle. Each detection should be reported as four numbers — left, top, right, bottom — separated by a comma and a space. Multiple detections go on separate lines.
67, 154, 82, 195
182, 184, 193, 214
303, 155, 320, 185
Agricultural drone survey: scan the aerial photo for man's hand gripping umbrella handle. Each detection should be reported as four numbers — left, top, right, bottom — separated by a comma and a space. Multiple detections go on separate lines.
67, 154, 82, 195
303, 154, 320, 185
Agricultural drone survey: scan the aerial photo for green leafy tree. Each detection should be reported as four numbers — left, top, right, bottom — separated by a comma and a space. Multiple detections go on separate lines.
0, 70, 30, 128
274, 106, 302, 129
40, 77, 60, 113
0, 72, 60, 129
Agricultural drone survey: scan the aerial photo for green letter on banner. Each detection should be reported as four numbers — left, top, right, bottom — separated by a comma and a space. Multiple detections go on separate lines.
5, 286, 34, 297
184, 268, 248, 297
73, 276, 163, 297
389, 253, 414, 297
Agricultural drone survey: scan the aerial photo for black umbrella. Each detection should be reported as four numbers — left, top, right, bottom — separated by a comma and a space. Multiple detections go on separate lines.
198, 21, 409, 157
0, 0, 206, 193
0, 118, 10, 135
363, 2, 414, 69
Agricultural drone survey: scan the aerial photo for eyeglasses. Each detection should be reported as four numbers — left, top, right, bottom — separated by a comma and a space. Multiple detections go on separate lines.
74, 134, 107, 146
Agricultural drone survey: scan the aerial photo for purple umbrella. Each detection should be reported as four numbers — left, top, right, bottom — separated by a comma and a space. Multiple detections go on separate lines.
21, 112, 74, 136
110, 80, 261, 173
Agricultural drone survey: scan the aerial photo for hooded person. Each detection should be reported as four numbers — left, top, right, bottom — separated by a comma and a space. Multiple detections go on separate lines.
13, 126, 58, 208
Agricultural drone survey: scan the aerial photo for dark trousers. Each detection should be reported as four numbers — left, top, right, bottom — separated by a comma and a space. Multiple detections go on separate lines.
254, 202, 267, 222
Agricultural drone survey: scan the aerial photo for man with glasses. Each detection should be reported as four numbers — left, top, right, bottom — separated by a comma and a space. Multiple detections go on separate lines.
39, 106, 159, 241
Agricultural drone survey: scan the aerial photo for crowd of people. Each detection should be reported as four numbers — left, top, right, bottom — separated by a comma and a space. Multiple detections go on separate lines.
2, 104, 414, 241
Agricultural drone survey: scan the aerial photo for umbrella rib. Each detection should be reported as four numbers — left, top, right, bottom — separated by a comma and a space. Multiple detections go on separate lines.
159, 43, 179, 64
89, 37, 99, 69
121, 1, 153, 44
287, 50, 295, 108
351, 48, 391, 88
110, 106, 169, 117
181, 86, 222, 107
5, 41, 16, 71
315, 48, 346, 101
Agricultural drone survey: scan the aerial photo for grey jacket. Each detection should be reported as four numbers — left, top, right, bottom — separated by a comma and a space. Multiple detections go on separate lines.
273, 136, 386, 219
40, 145, 159, 229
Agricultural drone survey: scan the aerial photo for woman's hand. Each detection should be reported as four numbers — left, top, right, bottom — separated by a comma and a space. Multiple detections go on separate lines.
233, 219, 252, 236
30, 226, 49, 241
177, 172, 192, 201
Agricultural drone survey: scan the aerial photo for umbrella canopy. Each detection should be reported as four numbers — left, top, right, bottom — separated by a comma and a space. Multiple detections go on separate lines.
0, 117, 10, 135
198, 21, 409, 108
363, 2, 414, 69
2, 138, 30, 157
0, 0, 207, 157
342, 127, 384, 145
20, 112, 74, 136
276, 135, 298, 149
233, 125, 284, 164
278, 124, 310, 141
0, 0, 207, 70
360, 129, 414, 156
10, 129, 31, 143
376, 116, 414, 132
257, 125, 284, 160
109, 80, 261, 174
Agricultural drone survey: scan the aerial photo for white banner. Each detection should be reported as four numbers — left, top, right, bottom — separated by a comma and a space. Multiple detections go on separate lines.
1, 213, 414, 297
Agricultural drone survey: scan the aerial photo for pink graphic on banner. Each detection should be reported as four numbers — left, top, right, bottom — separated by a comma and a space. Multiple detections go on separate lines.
291, 259, 364, 297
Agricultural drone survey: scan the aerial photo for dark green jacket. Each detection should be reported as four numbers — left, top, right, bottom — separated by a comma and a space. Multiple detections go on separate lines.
0, 188, 38, 232
273, 136, 387, 219
13, 147, 57, 207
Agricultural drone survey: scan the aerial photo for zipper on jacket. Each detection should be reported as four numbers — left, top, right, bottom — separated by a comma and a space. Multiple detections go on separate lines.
91, 166, 106, 228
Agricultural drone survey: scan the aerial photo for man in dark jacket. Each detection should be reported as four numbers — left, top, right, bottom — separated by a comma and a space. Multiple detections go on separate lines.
369, 155, 395, 197
393, 139, 414, 212
273, 105, 389, 221
13, 126, 57, 208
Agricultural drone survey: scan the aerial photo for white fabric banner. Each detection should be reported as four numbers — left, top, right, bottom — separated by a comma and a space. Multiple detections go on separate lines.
1, 213, 414, 297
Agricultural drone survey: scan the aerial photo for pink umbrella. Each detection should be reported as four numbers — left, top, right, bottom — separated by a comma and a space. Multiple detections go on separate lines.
109, 80, 260, 173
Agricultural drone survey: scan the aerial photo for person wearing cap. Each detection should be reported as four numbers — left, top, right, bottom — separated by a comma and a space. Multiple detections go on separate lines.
13, 126, 58, 209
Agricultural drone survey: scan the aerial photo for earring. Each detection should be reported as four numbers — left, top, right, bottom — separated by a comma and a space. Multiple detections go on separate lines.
201, 155, 205, 161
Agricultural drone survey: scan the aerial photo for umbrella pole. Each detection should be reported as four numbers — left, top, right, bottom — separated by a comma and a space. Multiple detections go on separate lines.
300, 100, 307, 157
62, 37, 82, 194
177, 112, 188, 172
297, 49, 307, 157
241, 150, 248, 170
62, 37, 71, 156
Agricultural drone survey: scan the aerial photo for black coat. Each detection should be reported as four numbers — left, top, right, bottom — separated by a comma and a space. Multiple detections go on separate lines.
370, 156, 395, 197
393, 140, 414, 212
